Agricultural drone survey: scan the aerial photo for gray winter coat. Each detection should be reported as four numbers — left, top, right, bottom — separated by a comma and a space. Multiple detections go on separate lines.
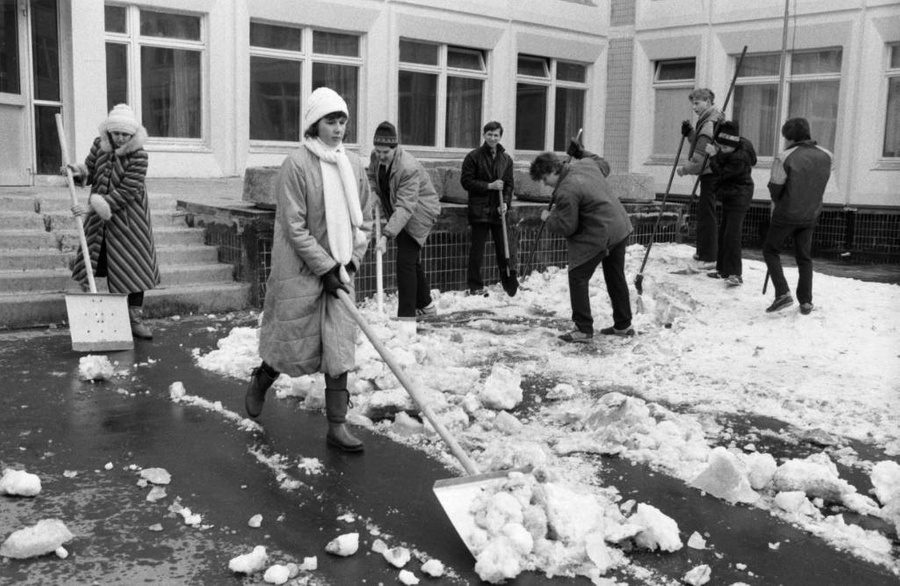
259, 144, 373, 377
367, 146, 440, 247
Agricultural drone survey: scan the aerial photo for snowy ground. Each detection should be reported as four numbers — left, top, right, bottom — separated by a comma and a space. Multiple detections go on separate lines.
195, 242, 900, 585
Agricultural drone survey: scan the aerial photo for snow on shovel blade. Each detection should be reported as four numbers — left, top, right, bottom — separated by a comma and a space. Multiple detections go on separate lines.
432, 466, 533, 558
65, 293, 134, 352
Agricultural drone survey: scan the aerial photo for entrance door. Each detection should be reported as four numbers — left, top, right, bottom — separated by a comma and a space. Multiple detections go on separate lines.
0, 0, 32, 185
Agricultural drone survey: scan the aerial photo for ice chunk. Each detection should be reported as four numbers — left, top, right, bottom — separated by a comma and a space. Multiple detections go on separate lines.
248, 514, 263, 528
398, 569, 419, 585
0, 469, 41, 497
743, 451, 777, 490
773, 491, 819, 516
584, 532, 616, 573
139, 467, 171, 485
871, 461, 900, 506
392, 411, 425, 436
299, 556, 317, 571
420, 558, 444, 577
382, 546, 411, 568
0, 519, 74, 559
228, 545, 268, 574
263, 564, 290, 584
629, 503, 683, 552
169, 381, 186, 400
687, 531, 706, 549
772, 453, 855, 502
146, 486, 167, 502
492, 411, 523, 434
325, 532, 359, 556
478, 364, 522, 410
78, 355, 115, 381
55, 546, 69, 559
474, 536, 523, 584
534, 482, 604, 543
684, 564, 712, 585
690, 447, 759, 504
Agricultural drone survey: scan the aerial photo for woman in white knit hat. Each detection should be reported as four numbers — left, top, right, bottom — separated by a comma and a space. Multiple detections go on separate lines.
245, 87, 373, 453
69, 103, 160, 339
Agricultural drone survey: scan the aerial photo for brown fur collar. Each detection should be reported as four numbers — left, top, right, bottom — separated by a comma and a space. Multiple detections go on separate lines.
98, 125, 148, 156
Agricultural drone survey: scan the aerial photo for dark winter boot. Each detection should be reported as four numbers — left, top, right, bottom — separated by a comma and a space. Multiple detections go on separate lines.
244, 365, 277, 418
325, 389, 364, 452
128, 306, 153, 340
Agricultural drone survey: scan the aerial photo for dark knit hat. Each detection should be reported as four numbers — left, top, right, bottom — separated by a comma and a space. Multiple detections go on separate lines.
715, 120, 741, 148
373, 121, 398, 147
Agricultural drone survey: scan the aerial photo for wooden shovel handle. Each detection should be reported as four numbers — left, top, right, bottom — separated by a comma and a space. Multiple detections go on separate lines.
335, 289, 480, 476
55, 113, 97, 294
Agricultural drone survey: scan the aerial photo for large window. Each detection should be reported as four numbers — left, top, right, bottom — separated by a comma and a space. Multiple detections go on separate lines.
398, 40, 486, 148
515, 55, 587, 152
249, 24, 361, 144
651, 59, 695, 156
733, 49, 842, 156
104, 5, 203, 140
884, 43, 900, 158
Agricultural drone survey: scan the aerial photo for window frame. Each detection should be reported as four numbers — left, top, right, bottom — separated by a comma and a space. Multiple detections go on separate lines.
881, 42, 900, 164
104, 3, 207, 148
248, 21, 363, 149
398, 38, 488, 150
514, 54, 589, 153
649, 58, 696, 162
733, 48, 843, 159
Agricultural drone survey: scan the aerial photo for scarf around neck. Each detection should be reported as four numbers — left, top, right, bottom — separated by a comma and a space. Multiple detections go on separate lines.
303, 137, 364, 284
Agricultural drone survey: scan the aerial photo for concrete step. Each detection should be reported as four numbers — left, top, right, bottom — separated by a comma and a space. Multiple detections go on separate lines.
0, 263, 234, 293
43, 209, 191, 231
58, 226, 205, 251
0, 244, 220, 271
0, 282, 250, 330
35, 193, 179, 213
0, 250, 69, 271
0, 230, 60, 249
0, 212, 47, 230
0, 195, 39, 213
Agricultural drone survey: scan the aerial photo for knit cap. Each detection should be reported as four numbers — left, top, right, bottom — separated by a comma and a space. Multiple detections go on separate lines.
104, 104, 139, 135
303, 87, 349, 131
373, 121, 398, 147
715, 120, 741, 148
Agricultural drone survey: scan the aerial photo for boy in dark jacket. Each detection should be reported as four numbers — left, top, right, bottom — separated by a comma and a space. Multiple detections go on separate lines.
529, 150, 634, 343
460, 121, 515, 296
763, 117, 833, 314
704, 120, 757, 286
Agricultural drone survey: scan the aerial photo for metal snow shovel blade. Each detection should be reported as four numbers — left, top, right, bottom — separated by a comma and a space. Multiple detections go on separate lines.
499, 205, 518, 297
334, 289, 531, 557
56, 114, 133, 352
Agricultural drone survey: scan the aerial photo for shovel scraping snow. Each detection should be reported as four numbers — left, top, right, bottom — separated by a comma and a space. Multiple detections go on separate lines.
56, 114, 133, 352
334, 289, 531, 557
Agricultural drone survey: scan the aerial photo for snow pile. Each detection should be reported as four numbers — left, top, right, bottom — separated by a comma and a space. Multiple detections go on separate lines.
772, 453, 856, 502
467, 470, 680, 583
690, 447, 760, 504
138, 467, 171, 485
0, 468, 42, 497
871, 461, 900, 536
0, 519, 74, 559
77, 354, 115, 381
478, 364, 523, 410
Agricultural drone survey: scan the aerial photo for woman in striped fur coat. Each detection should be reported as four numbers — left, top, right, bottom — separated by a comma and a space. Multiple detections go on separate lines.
69, 104, 160, 339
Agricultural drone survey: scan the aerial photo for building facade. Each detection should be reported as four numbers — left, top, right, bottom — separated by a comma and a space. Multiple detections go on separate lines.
1, 0, 898, 209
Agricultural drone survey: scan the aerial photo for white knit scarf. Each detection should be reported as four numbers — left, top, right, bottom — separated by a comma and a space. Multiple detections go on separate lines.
304, 137, 364, 283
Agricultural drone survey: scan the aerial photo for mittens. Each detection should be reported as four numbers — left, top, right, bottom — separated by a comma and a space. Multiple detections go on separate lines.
681, 120, 693, 138
89, 193, 112, 220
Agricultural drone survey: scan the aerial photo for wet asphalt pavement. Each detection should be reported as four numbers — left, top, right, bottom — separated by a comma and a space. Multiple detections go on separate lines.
1, 314, 898, 585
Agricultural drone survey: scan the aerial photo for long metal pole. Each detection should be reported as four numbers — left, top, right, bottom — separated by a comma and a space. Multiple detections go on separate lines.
764, 0, 792, 295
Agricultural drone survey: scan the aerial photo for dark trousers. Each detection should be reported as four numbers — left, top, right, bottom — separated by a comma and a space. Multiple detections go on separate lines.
695, 175, 718, 262
763, 222, 815, 304
568, 237, 632, 334
467, 222, 510, 291
396, 230, 432, 318
716, 198, 750, 277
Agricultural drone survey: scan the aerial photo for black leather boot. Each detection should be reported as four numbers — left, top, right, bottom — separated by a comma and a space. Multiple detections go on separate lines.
325, 389, 363, 452
129, 306, 153, 340
244, 365, 277, 418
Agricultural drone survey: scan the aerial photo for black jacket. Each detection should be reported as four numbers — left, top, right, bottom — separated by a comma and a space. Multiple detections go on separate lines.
460, 143, 514, 224
708, 137, 757, 204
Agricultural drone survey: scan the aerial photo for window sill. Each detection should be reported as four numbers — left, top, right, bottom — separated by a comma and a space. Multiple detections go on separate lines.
146, 142, 212, 154
873, 159, 900, 171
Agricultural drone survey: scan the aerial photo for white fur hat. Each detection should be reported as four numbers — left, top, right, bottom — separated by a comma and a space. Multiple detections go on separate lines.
303, 87, 348, 131
104, 103, 139, 135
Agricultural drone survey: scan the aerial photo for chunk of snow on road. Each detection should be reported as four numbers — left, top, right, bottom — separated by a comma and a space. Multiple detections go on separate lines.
78, 355, 115, 381
0, 468, 41, 497
0, 519, 74, 559
325, 532, 359, 556
229, 545, 268, 574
